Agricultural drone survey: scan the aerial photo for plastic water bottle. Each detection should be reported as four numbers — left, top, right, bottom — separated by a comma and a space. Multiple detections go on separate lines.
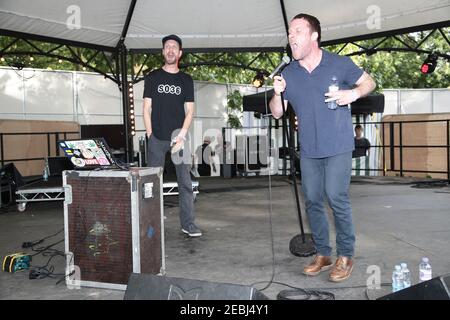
43, 163, 48, 181
327, 76, 339, 110
392, 265, 404, 292
400, 263, 411, 288
419, 257, 432, 282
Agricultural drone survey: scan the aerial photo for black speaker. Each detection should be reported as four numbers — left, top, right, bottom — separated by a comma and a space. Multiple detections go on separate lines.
0, 163, 24, 187
243, 91, 385, 115
80, 124, 126, 151
124, 273, 269, 300
47, 157, 73, 176
351, 94, 385, 115
378, 273, 450, 300
1, 163, 25, 207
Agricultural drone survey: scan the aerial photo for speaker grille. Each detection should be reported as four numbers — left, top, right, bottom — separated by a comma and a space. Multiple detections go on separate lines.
67, 176, 133, 285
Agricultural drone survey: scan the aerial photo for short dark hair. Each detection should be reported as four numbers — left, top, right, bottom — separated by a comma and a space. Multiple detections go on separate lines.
162, 34, 182, 49
292, 13, 321, 45
355, 124, 363, 130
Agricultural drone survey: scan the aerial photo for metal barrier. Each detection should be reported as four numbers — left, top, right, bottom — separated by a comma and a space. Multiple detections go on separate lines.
357, 119, 450, 180
220, 119, 450, 180
0, 131, 79, 168
101, 120, 450, 181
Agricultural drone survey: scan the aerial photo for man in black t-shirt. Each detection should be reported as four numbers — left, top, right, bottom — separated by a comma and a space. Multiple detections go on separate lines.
143, 34, 201, 237
353, 124, 371, 158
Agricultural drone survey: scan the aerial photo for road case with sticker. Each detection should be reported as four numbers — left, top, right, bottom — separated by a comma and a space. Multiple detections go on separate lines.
62, 167, 165, 290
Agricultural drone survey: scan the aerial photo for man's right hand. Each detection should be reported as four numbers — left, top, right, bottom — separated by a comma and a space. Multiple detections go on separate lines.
273, 75, 286, 96
146, 131, 152, 138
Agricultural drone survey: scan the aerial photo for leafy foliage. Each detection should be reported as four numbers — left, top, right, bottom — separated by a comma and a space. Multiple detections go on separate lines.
226, 90, 243, 128
327, 31, 450, 90
1, 28, 449, 89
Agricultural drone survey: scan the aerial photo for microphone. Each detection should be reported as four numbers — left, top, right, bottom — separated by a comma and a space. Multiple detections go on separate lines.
268, 56, 291, 79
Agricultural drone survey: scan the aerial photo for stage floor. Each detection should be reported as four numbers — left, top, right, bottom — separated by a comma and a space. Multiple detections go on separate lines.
1, 175, 449, 300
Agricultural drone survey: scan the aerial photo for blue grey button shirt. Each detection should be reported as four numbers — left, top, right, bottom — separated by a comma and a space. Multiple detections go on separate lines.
282, 50, 363, 158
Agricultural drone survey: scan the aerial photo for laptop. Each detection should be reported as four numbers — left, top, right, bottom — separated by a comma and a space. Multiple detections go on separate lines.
58, 138, 127, 170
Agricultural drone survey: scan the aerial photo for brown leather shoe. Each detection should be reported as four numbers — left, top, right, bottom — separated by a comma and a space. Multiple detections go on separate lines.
329, 256, 354, 282
303, 255, 333, 276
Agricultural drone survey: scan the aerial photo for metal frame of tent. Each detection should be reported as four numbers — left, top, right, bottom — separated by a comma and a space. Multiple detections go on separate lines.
0, 0, 449, 161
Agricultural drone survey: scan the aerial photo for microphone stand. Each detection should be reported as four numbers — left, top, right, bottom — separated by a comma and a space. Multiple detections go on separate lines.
279, 91, 316, 257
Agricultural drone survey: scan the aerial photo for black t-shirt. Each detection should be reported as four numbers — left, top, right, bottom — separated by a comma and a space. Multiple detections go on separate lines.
143, 69, 194, 141
353, 137, 371, 158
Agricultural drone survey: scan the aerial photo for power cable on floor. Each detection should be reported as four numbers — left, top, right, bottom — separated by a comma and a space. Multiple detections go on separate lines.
22, 228, 63, 249
252, 280, 392, 300
18, 229, 72, 282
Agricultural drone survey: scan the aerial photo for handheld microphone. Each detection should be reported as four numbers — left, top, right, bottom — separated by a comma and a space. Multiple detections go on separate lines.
268, 56, 291, 79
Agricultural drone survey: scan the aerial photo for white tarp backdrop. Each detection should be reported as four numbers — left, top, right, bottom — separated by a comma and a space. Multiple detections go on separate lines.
1, 66, 449, 151
0, 0, 448, 50
1, 1, 449, 176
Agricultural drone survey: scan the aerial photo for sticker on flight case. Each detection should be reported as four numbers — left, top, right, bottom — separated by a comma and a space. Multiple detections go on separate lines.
91, 148, 106, 159
84, 159, 99, 165
81, 148, 94, 159
66, 140, 96, 149
97, 157, 110, 165
71, 157, 85, 167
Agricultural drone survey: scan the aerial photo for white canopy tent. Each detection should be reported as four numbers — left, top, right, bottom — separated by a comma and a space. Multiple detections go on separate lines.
0, 0, 449, 52
1, 0, 449, 160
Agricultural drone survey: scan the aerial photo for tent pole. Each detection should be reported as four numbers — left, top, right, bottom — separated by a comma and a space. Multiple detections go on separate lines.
119, 43, 133, 163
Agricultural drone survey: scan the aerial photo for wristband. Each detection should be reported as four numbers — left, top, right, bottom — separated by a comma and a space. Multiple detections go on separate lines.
177, 128, 188, 140
351, 89, 359, 102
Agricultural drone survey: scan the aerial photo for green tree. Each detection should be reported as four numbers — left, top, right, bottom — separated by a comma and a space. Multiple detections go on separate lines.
327, 30, 450, 90
226, 90, 243, 128
1, 28, 449, 89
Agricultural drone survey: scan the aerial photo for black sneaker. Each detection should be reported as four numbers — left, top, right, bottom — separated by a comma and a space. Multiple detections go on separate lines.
181, 224, 202, 237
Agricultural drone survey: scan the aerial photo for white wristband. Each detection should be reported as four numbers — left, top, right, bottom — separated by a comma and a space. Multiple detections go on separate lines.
351, 89, 359, 102
177, 128, 188, 140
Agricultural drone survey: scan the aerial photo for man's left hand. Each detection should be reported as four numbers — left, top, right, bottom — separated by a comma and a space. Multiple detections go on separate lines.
325, 89, 359, 106
177, 128, 188, 141
171, 128, 187, 153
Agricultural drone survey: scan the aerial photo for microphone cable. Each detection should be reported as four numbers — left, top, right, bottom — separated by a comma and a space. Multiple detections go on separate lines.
253, 82, 276, 292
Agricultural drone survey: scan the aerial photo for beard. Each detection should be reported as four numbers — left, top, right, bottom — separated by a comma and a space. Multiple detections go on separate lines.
164, 54, 178, 65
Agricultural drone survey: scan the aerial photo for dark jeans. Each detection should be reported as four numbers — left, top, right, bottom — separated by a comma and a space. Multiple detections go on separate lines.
147, 135, 195, 229
300, 151, 355, 257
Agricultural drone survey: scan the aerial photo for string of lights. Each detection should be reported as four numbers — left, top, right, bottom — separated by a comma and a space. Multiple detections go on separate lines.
128, 81, 135, 136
